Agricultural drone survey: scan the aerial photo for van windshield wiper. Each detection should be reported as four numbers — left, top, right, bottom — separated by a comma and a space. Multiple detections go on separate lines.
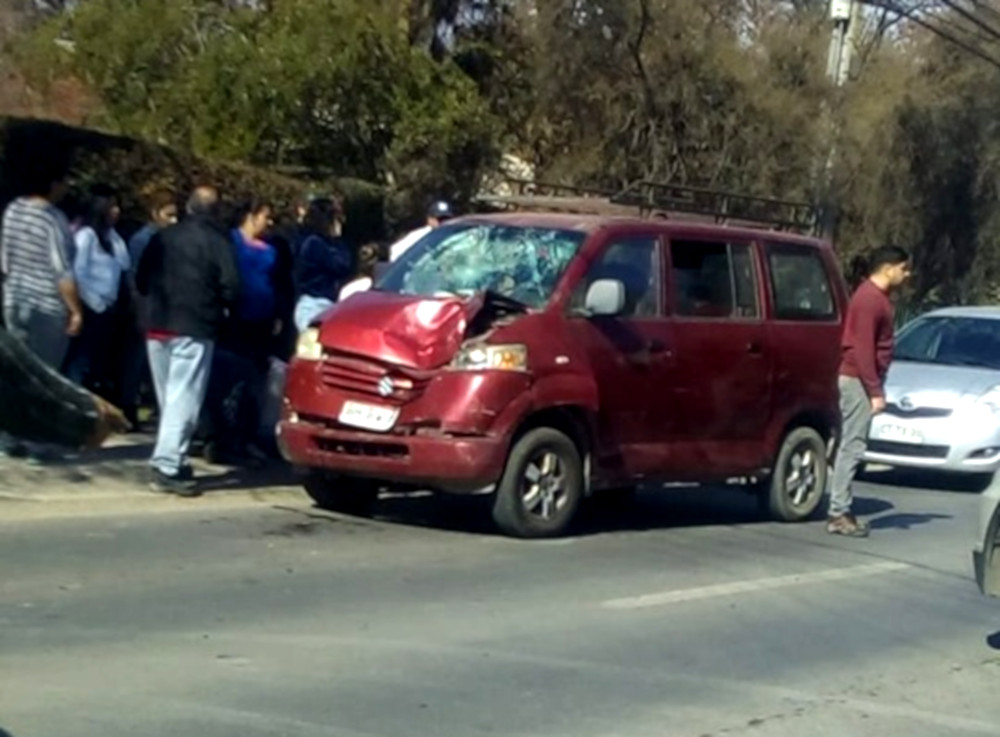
482, 290, 530, 314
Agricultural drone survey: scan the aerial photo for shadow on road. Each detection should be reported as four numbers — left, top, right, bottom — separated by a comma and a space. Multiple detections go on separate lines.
337, 487, 899, 539
861, 467, 991, 494
987, 631, 1000, 651
868, 512, 953, 530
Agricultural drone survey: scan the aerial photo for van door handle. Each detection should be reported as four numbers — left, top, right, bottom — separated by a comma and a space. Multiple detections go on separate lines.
748, 341, 763, 356
648, 339, 667, 354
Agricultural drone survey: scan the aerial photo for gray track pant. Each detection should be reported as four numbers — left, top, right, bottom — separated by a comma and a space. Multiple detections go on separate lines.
829, 376, 873, 518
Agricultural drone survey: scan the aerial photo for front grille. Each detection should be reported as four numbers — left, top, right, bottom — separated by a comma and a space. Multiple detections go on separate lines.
885, 405, 952, 419
320, 351, 433, 404
313, 437, 409, 459
868, 440, 949, 459
885, 404, 952, 419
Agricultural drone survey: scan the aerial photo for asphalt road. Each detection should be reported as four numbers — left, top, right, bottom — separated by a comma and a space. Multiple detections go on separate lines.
2, 472, 999, 737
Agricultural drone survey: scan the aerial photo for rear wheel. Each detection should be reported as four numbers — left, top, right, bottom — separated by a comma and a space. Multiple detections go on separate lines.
302, 472, 380, 516
492, 428, 584, 538
760, 427, 828, 522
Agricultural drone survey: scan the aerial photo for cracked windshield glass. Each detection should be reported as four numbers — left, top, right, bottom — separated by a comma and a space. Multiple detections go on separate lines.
377, 223, 586, 307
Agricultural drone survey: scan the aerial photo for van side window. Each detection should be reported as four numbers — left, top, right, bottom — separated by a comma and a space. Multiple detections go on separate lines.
766, 244, 836, 321
670, 241, 759, 319
570, 237, 660, 317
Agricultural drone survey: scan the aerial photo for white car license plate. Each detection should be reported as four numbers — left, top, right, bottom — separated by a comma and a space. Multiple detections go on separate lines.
876, 423, 925, 445
338, 401, 399, 433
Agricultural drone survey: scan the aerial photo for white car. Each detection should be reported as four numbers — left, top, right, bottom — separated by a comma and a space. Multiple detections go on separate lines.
866, 307, 1000, 476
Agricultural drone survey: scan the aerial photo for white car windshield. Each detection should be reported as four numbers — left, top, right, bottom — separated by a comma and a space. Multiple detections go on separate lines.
895, 316, 1000, 370
375, 222, 587, 309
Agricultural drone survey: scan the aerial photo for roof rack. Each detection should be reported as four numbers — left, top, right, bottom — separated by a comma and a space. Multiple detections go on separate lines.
476, 177, 825, 236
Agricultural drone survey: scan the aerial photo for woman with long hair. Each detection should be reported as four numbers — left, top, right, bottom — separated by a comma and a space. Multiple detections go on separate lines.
63, 184, 131, 395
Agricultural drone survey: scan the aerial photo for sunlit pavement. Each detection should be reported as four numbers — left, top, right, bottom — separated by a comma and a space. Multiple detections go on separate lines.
2, 471, 998, 737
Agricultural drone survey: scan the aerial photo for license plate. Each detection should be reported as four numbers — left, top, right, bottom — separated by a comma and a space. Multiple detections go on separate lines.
338, 401, 399, 432
876, 423, 925, 445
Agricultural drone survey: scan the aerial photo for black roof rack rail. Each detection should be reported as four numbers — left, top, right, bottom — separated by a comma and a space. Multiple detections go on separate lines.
613, 180, 823, 235
476, 177, 825, 236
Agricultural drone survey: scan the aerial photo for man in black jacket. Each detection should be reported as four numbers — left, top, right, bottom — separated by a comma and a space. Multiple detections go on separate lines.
136, 186, 240, 495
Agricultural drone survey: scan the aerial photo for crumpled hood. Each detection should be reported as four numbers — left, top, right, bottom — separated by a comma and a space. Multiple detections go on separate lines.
317, 291, 485, 370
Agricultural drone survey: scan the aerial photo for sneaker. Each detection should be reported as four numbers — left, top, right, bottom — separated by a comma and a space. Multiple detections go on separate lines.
826, 513, 871, 538
150, 468, 201, 497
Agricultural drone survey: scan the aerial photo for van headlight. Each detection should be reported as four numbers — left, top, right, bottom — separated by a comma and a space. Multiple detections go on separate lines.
451, 344, 528, 372
295, 328, 323, 361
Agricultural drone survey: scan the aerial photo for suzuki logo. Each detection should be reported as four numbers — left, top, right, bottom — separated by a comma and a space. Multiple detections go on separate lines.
898, 396, 915, 411
377, 375, 394, 397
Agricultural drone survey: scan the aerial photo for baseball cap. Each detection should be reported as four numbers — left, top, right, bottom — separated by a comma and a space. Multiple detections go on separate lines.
428, 200, 454, 220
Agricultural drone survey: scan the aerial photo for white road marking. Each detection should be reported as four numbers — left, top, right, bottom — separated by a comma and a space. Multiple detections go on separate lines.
602, 561, 911, 610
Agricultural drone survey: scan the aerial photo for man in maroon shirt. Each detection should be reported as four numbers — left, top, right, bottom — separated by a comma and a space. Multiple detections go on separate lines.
829, 245, 911, 537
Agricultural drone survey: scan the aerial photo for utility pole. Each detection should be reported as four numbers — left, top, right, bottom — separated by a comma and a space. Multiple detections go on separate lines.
827, 0, 856, 87
819, 0, 861, 240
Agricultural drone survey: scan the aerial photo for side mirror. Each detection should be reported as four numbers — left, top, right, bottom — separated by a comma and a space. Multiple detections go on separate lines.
584, 279, 626, 317
372, 261, 391, 282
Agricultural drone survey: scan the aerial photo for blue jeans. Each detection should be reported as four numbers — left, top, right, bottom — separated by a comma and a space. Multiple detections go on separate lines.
294, 295, 334, 333
2, 303, 70, 459
147, 336, 214, 477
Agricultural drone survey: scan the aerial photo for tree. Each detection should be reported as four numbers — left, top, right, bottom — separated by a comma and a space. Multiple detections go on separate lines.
14, 0, 504, 215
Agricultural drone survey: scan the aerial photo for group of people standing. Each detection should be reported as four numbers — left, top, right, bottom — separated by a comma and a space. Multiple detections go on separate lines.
0, 161, 357, 494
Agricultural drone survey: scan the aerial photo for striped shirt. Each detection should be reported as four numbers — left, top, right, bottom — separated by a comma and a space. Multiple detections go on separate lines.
1, 198, 75, 317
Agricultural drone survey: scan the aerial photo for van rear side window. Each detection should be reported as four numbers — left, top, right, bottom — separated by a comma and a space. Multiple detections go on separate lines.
766, 244, 836, 321
670, 241, 759, 320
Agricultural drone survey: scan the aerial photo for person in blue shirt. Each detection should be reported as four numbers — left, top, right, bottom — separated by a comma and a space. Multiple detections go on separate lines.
199, 198, 280, 466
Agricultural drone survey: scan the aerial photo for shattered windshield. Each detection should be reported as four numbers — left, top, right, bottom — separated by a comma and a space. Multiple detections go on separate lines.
375, 222, 587, 309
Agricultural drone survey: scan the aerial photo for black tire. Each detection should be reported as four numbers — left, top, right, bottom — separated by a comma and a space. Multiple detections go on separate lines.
492, 428, 584, 538
760, 427, 828, 522
302, 472, 380, 516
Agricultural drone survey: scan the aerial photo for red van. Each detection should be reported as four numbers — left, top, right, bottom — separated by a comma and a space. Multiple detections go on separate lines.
278, 206, 847, 537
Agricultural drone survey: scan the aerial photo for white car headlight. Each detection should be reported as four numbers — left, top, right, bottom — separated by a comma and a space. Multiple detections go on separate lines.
976, 385, 1000, 414
295, 327, 323, 361
451, 344, 528, 372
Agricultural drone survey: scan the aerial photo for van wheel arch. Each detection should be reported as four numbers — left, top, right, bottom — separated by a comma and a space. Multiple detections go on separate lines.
509, 406, 595, 493
775, 410, 838, 463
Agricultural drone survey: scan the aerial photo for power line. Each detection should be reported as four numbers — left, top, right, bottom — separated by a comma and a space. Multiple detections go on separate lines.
861, 0, 1000, 70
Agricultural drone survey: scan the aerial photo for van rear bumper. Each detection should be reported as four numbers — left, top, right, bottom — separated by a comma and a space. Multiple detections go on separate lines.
276, 419, 509, 494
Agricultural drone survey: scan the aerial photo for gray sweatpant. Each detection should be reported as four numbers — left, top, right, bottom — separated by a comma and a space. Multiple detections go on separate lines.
148, 336, 214, 477
828, 376, 873, 518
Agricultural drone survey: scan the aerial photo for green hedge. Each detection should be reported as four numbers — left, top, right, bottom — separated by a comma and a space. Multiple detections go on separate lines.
0, 117, 386, 244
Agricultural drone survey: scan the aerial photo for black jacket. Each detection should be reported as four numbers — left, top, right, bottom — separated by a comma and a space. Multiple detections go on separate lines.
136, 215, 240, 340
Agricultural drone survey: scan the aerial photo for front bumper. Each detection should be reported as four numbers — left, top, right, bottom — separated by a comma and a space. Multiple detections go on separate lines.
973, 475, 1000, 597
865, 410, 1000, 473
277, 419, 508, 493
279, 359, 533, 493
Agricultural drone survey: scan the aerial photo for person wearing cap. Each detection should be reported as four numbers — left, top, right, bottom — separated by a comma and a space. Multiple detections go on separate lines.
337, 200, 456, 303
388, 200, 455, 263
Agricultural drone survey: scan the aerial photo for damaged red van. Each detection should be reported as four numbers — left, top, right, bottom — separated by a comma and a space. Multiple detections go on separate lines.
278, 211, 847, 537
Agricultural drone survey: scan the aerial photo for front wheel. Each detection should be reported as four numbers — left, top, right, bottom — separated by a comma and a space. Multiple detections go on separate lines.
760, 427, 828, 522
302, 472, 380, 516
492, 428, 584, 538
